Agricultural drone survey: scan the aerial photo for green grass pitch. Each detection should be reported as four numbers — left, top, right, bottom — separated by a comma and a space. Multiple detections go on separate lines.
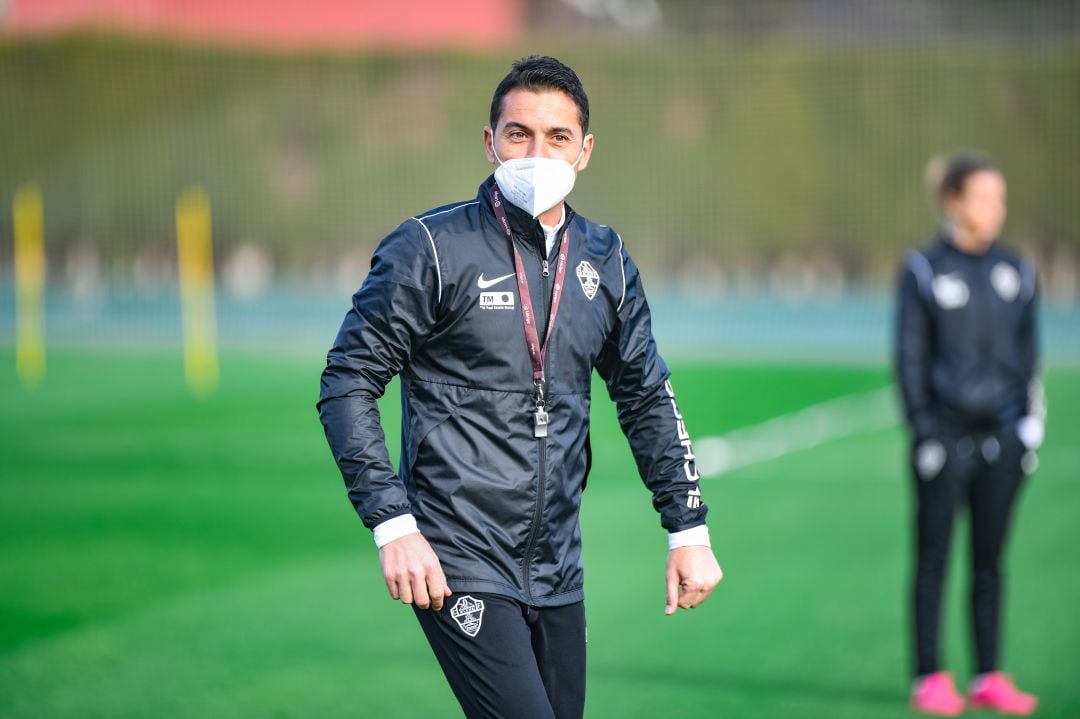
1, 350, 1078, 718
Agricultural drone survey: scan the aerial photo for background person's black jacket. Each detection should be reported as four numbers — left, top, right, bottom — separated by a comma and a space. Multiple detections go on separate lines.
895, 234, 1040, 441
318, 176, 708, 607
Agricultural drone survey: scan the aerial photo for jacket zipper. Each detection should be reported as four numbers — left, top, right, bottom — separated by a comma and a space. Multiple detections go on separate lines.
985, 290, 1002, 426
982, 261, 993, 360
523, 434, 547, 602
522, 233, 551, 603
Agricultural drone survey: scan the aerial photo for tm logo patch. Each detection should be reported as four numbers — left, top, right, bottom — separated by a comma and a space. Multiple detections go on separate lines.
450, 595, 485, 637
479, 291, 515, 310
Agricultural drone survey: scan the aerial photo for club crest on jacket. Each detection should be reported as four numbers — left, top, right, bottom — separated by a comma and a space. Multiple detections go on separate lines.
991, 262, 1021, 302
576, 261, 599, 300
931, 272, 969, 309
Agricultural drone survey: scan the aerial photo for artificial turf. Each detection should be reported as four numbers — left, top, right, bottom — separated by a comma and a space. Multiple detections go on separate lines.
1, 350, 1077, 717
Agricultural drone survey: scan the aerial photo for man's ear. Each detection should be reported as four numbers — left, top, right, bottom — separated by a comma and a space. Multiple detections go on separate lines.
576, 133, 595, 172
483, 126, 497, 165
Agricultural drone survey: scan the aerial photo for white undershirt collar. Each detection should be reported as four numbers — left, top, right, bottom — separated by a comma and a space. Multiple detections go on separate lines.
539, 206, 566, 257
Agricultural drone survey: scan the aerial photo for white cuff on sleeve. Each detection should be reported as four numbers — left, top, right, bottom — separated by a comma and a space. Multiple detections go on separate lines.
373, 513, 420, 549
668, 525, 711, 551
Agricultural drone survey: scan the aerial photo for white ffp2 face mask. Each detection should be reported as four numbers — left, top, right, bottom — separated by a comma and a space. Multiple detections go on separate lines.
492, 144, 584, 218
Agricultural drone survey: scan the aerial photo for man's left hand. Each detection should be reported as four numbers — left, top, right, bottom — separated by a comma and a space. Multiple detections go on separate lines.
665, 545, 723, 615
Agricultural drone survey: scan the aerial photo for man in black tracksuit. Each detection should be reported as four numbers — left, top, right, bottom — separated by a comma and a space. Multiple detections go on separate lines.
318, 56, 723, 719
896, 154, 1042, 715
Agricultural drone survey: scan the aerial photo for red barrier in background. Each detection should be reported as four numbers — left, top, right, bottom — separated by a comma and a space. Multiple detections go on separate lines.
2, 0, 522, 50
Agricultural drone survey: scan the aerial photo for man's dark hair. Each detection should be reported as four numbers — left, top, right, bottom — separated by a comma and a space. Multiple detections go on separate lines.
489, 55, 590, 135
939, 152, 999, 200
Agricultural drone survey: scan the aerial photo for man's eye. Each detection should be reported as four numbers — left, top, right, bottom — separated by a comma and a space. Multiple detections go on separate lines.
508, 131, 526, 140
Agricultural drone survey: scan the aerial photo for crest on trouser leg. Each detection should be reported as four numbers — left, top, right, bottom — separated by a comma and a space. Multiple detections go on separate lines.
450, 595, 484, 637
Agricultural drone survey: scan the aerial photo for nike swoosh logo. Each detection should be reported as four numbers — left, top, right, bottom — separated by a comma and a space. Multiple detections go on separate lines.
477, 272, 516, 289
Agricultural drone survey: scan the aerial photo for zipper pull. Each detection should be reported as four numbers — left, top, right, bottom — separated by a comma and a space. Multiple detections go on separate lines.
542, 260, 550, 277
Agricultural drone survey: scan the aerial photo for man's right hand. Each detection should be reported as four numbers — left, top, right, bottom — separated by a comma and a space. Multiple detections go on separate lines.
378, 532, 452, 610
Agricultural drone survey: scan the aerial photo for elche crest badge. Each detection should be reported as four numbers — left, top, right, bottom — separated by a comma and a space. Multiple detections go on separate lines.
990, 262, 1021, 302
576, 261, 599, 301
931, 272, 969, 310
450, 595, 485, 637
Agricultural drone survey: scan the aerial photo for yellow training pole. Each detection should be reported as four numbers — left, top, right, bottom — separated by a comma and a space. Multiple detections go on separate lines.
176, 187, 219, 397
13, 183, 46, 389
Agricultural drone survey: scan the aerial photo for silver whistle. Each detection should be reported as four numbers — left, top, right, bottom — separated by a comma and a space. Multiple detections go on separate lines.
533, 408, 549, 438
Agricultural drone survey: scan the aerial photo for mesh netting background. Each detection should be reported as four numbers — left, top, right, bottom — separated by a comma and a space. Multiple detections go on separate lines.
1, 0, 1077, 361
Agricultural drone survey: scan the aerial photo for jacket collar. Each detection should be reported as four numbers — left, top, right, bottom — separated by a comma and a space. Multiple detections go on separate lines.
477, 175, 576, 256
938, 230, 997, 259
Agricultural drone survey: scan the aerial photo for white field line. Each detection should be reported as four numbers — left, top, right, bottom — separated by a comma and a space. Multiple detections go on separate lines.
695, 386, 900, 478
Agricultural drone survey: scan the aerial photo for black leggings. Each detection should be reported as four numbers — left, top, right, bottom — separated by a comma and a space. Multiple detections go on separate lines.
911, 427, 1028, 677
414, 593, 586, 719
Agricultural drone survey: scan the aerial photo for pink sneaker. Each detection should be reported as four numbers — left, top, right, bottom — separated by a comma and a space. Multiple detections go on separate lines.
969, 672, 1038, 715
911, 671, 965, 716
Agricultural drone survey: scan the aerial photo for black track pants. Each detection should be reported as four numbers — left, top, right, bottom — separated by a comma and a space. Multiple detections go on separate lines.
414, 593, 586, 719
910, 428, 1028, 677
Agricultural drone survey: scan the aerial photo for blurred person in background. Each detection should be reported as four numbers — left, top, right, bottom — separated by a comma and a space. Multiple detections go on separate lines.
318, 55, 722, 719
896, 153, 1043, 716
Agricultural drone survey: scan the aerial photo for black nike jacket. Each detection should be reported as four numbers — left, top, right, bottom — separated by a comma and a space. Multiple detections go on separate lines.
318, 176, 708, 607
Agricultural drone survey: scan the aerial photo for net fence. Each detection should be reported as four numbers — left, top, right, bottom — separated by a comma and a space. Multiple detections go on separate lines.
1, 0, 1077, 363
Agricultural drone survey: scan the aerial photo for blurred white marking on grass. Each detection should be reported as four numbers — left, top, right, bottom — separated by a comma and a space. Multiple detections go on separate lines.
696, 386, 899, 478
